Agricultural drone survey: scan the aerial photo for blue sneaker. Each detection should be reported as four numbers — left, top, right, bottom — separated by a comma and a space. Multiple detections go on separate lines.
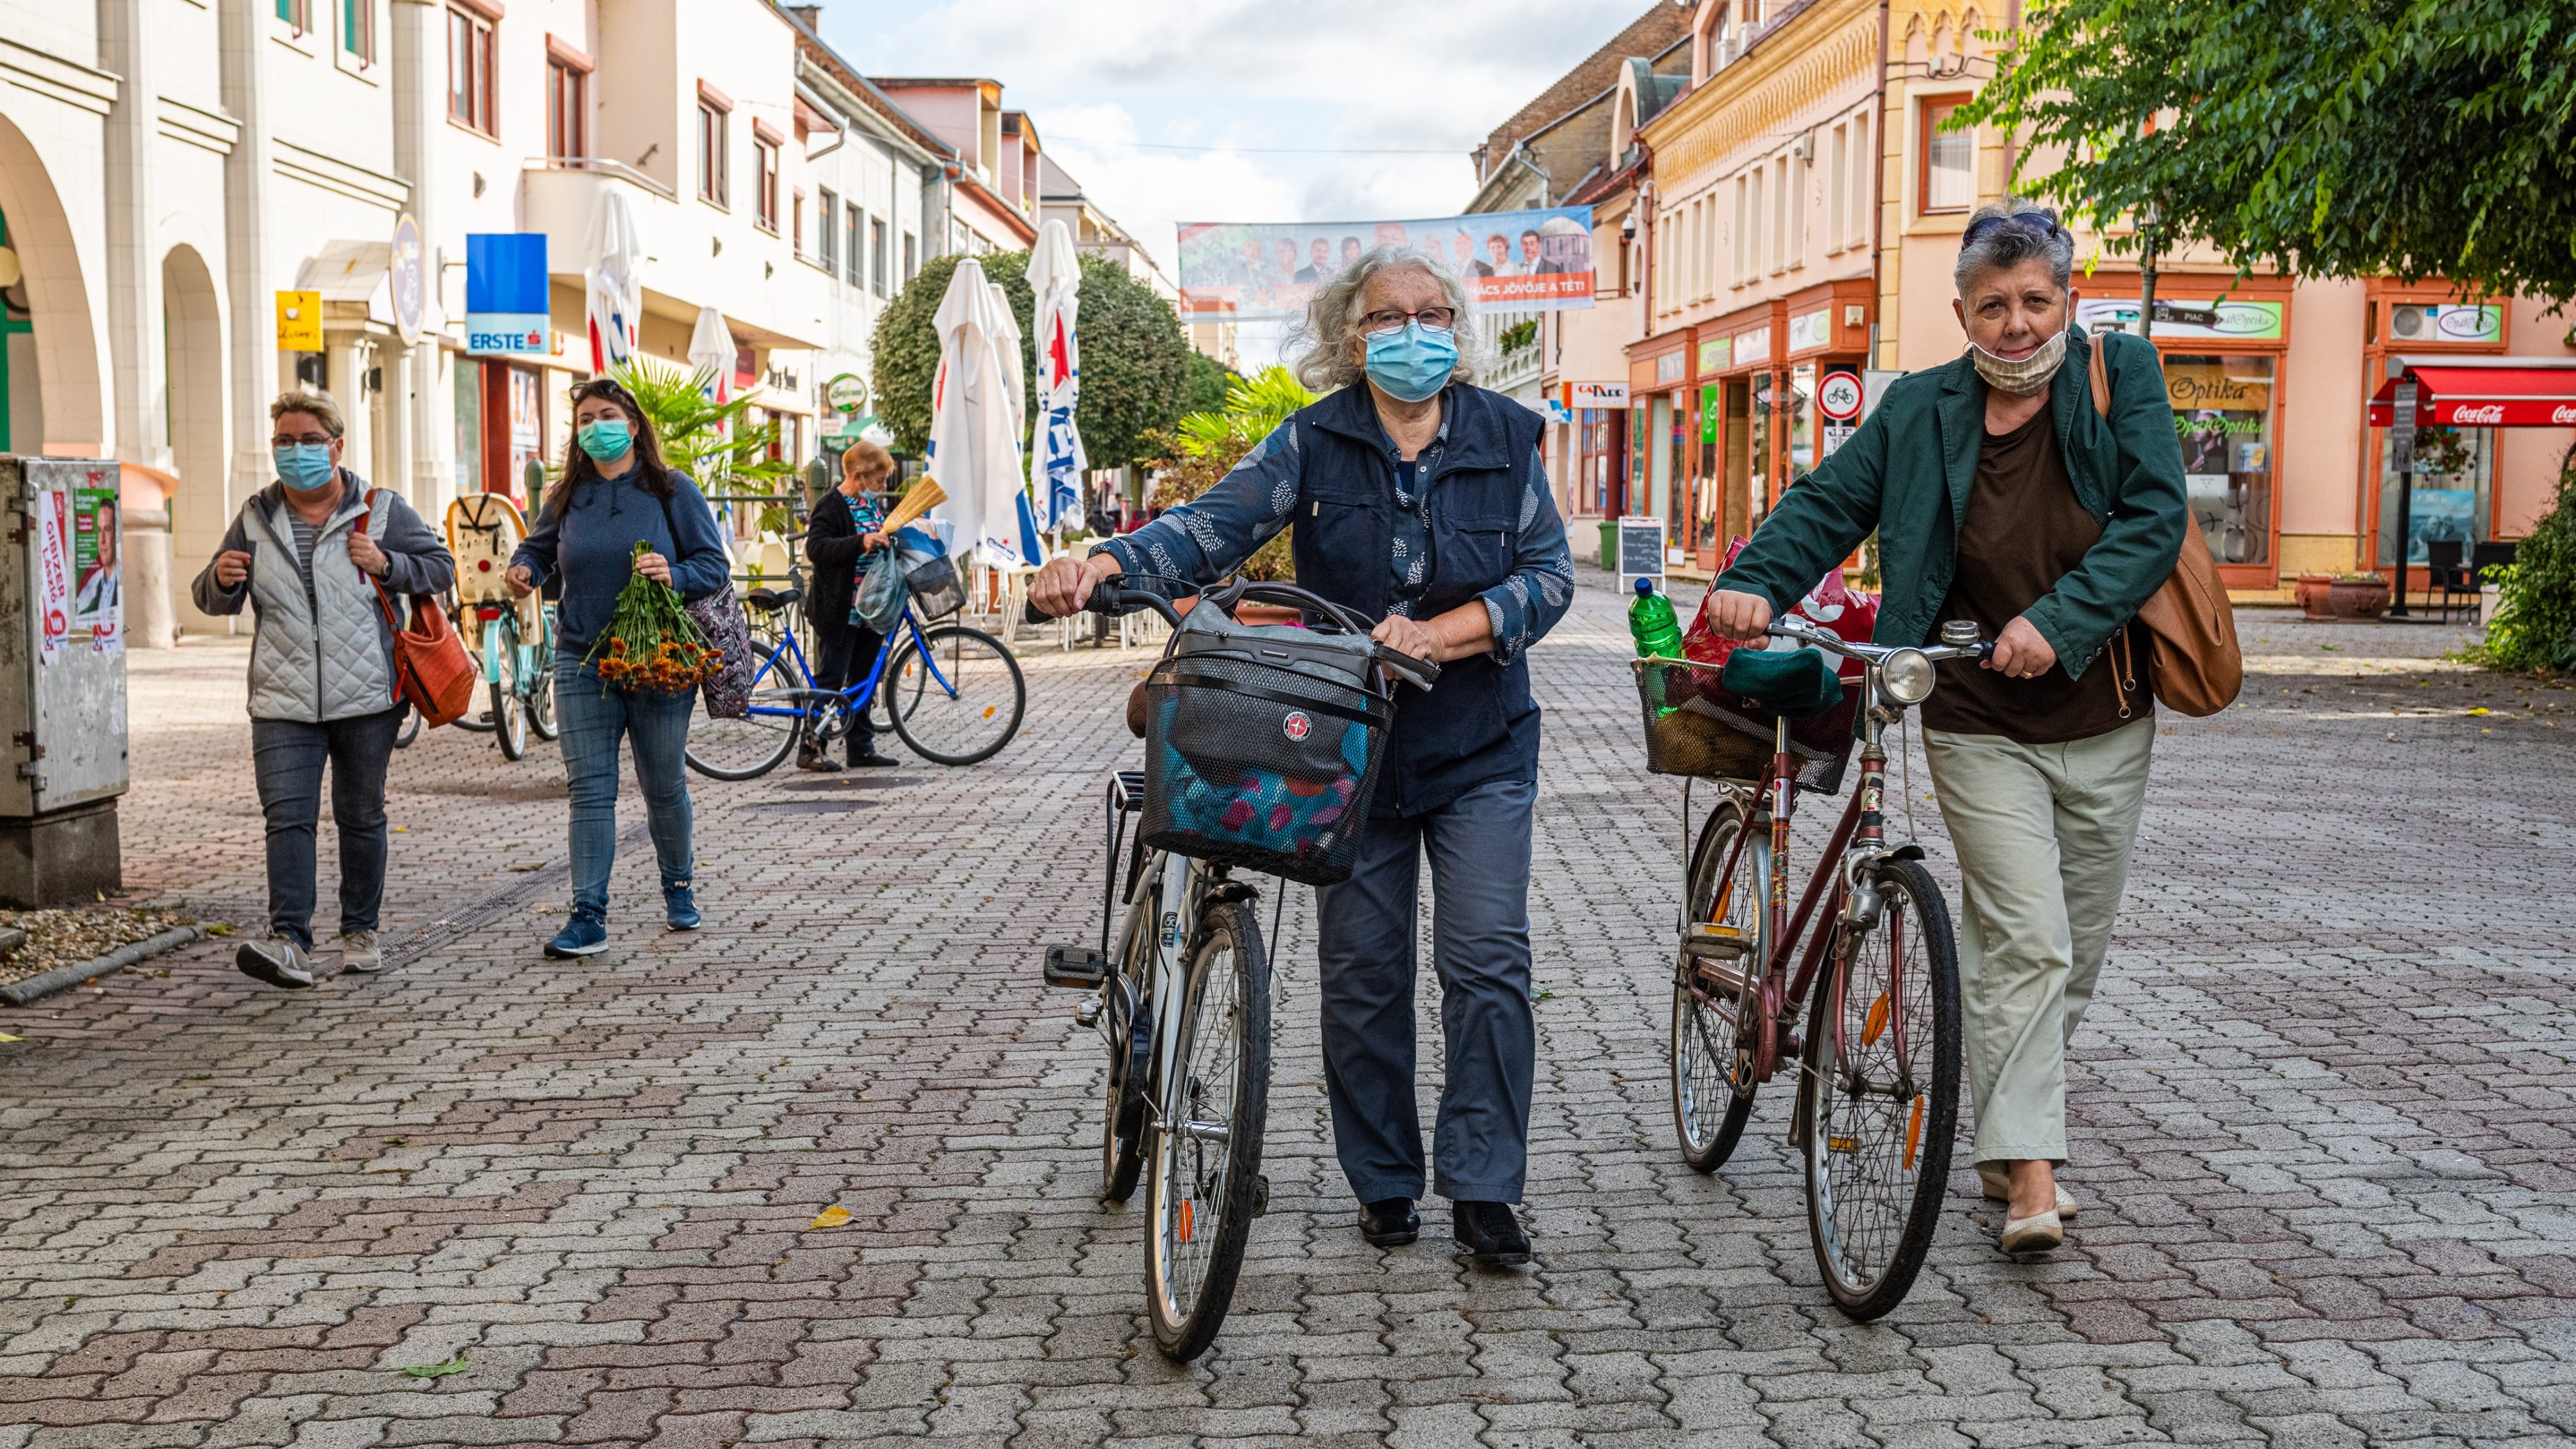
544, 916, 608, 958
663, 880, 701, 932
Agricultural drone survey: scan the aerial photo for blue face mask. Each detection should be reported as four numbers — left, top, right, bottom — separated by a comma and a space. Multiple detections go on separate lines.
274, 442, 337, 492
577, 420, 633, 462
1363, 322, 1458, 403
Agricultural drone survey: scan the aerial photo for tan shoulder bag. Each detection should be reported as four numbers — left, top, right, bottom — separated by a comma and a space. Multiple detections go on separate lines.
2090, 336, 2244, 716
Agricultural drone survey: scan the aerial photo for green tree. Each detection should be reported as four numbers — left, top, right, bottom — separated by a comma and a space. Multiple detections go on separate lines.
1183, 350, 1237, 416
607, 361, 799, 527
2477, 453, 2576, 673
869, 251, 1194, 469
1963, 1, 2576, 306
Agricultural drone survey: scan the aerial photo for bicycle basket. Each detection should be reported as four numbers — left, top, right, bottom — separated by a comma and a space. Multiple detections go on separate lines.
902, 553, 964, 621
1137, 597, 1390, 887
1633, 657, 1855, 794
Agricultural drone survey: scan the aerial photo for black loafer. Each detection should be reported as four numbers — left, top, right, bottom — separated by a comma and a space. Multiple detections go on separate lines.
848, 750, 901, 769
1358, 1197, 1419, 1247
1452, 1200, 1532, 1267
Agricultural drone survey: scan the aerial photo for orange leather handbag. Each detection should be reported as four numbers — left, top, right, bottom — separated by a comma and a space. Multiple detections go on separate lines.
358, 492, 480, 728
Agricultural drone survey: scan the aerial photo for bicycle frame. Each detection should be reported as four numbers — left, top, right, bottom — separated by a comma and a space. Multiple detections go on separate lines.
1104, 843, 1223, 1150
737, 603, 958, 729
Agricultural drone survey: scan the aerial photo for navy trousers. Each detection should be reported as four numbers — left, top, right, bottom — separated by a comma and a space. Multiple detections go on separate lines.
1312, 776, 1537, 1205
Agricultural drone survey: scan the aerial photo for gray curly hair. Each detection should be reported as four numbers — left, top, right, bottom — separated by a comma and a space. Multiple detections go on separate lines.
1953, 197, 2076, 296
1286, 244, 1490, 393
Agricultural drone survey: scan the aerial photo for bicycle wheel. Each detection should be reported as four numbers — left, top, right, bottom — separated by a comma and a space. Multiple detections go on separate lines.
683, 649, 804, 781
1100, 962, 1149, 1205
1142, 898, 1269, 1362
393, 709, 422, 749
1799, 858, 1961, 1320
884, 625, 1024, 766
491, 615, 528, 760
1673, 799, 1766, 1172
527, 611, 559, 742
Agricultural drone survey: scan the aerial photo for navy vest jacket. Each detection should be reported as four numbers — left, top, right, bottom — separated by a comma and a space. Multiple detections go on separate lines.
1288, 383, 1546, 817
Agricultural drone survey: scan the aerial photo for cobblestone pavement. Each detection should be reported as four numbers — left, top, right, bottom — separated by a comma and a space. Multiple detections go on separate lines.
3, 572, 2573, 1448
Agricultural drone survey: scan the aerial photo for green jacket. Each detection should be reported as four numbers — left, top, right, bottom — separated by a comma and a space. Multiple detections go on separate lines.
1715, 327, 2188, 680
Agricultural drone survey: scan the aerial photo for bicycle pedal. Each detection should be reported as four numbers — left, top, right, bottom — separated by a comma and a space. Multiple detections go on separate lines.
1249, 1173, 1270, 1217
1043, 944, 1108, 989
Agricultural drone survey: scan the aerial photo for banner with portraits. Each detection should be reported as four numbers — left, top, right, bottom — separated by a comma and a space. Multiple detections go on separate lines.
1177, 207, 1596, 322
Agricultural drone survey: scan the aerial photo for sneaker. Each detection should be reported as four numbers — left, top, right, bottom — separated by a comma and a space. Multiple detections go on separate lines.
795, 748, 844, 774
544, 917, 608, 957
1452, 1200, 1532, 1267
663, 881, 701, 932
235, 933, 315, 989
338, 931, 390, 975
1358, 1197, 1419, 1247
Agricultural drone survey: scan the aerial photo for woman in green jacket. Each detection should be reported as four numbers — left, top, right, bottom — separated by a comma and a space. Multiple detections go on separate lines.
1706, 199, 2188, 1256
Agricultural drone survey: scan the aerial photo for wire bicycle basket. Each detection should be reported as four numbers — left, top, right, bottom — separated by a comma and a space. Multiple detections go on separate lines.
1633, 656, 1855, 794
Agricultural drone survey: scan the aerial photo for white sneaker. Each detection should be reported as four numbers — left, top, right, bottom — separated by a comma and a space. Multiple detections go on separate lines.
1977, 1164, 2076, 1220
235, 933, 315, 989
339, 931, 388, 975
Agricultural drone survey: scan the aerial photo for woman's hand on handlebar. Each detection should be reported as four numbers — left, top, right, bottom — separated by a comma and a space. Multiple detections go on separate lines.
1370, 613, 1442, 666
1029, 551, 1121, 617
1707, 589, 1772, 640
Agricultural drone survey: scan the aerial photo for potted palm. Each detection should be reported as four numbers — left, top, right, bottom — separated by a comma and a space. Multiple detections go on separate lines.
1146, 366, 1317, 623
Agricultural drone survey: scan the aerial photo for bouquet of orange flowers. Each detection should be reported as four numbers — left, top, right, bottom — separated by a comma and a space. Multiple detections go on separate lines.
587, 542, 724, 695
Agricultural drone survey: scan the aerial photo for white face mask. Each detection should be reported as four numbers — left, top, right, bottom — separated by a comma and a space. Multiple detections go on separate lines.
1967, 328, 2068, 396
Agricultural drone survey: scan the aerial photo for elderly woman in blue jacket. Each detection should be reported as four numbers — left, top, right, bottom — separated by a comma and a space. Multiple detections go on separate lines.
506, 377, 732, 958
1030, 245, 1575, 1267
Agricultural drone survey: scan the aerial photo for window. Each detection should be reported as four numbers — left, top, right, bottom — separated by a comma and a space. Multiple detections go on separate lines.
1785, 152, 1805, 266
1847, 110, 1872, 249
1748, 166, 1765, 278
446, 7, 494, 134
1922, 97, 1974, 212
817, 187, 838, 273
845, 205, 862, 286
1772, 156, 1791, 272
902, 231, 917, 282
1733, 175, 1750, 285
870, 217, 888, 297
278, 0, 311, 34
341, 0, 373, 61
546, 56, 588, 159
753, 139, 779, 232
1828, 123, 1847, 251
792, 189, 806, 255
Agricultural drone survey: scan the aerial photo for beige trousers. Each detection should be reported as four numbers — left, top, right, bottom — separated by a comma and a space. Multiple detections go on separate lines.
1923, 716, 2153, 1167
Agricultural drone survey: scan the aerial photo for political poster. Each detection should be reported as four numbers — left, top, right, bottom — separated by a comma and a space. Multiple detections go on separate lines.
1178, 207, 1596, 322
35, 487, 68, 659
72, 479, 121, 652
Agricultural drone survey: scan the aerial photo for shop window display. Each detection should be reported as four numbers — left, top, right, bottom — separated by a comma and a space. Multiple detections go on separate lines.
2167, 353, 2274, 565
1749, 371, 1776, 526
1788, 363, 1816, 477
2378, 423, 2490, 566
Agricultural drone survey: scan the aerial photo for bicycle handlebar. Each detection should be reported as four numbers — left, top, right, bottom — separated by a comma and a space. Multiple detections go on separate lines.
1024, 579, 1442, 691
1766, 613, 1994, 665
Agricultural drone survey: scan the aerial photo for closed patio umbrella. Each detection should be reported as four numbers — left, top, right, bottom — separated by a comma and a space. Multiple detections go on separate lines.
1027, 219, 1089, 536
584, 191, 642, 375
926, 258, 1033, 566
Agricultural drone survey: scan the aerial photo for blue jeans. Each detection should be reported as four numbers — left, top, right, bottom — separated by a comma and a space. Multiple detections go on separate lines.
249, 707, 403, 949
1312, 776, 1537, 1205
555, 656, 695, 922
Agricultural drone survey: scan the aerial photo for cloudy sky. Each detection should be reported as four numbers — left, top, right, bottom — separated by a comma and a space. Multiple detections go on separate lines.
813, 0, 1655, 360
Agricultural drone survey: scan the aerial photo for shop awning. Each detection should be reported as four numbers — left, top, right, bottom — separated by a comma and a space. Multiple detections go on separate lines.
2368, 358, 2576, 428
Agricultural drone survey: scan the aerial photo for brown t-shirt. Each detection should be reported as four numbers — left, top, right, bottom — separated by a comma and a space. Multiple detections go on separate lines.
1918, 407, 2146, 744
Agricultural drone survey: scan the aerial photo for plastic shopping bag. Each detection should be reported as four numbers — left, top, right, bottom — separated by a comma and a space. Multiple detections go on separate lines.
854, 549, 905, 633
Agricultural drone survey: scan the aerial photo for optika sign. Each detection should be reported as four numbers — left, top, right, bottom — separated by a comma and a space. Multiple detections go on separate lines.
2449, 403, 2507, 425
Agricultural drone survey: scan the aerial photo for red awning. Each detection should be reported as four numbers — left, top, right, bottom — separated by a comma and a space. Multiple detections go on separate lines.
2368, 362, 2576, 428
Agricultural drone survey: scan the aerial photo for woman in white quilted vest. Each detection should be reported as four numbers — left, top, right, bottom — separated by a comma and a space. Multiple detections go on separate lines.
191, 392, 455, 989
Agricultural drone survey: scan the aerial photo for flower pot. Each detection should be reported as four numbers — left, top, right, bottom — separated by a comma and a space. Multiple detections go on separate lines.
2327, 578, 2390, 620
2294, 574, 2337, 621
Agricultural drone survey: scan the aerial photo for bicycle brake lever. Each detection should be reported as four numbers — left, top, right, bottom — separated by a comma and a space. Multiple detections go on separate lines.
1377, 647, 1440, 690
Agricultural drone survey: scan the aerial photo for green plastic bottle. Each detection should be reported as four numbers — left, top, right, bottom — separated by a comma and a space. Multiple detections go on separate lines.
1628, 577, 1681, 658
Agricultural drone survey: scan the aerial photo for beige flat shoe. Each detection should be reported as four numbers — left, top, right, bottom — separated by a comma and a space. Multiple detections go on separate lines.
1977, 1164, 2075, 1220
2000, 1207, 2063, 1254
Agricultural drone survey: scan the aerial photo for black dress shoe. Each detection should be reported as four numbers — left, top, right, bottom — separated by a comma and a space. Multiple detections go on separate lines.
1452, 1200, 1532, 1267
1358, 1197, 1419, 1246
847, 749, 901, 769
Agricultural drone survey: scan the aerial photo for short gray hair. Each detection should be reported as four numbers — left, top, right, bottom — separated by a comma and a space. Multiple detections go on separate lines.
1287, 244, 1489, 393
1953, 198, 2075, 296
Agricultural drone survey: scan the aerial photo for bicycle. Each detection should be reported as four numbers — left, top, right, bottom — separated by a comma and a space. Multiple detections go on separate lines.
1036, 579, 1437, 1361
681, 551, 1024, 780
457, 598, 558, 759
1652, 615, 1991, 1319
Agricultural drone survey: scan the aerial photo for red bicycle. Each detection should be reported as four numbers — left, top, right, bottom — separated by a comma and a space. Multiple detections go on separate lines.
1644, 616, 1990, 1319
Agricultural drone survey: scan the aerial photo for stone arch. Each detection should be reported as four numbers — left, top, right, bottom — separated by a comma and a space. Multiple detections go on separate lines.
162, 242, 228, 638
0, 110, 105, 455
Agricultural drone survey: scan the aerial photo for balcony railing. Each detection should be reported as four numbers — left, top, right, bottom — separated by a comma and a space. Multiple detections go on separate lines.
525, 155, 675, 202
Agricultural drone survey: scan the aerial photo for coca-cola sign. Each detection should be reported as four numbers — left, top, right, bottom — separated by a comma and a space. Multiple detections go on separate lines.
2555, 404, 2576, 425
2450, 403, 2507, 425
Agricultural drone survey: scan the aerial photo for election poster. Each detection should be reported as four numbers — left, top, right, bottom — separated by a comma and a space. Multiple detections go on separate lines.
72, 478, 121, 652
35, 487, 68, 659
1178, 207, 1597, 322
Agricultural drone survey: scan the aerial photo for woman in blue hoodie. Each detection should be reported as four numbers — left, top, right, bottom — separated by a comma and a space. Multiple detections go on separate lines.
505, 377, 731, 957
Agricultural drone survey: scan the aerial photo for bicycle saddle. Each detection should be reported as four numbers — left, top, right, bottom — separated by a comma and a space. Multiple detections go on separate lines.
1719, 646, 1845, 719
745, 585, 802, 613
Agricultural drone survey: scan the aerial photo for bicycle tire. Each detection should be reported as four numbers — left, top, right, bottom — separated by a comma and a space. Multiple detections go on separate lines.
884, 625, 1024, 767
1100, 967, 1149, 1205
1673, 800, 1766, 1173
683, 650, 805, 781
492, 616, 528, 761
528, 616, 559, 742
393, 709, 422, 749
1142, 898, 1269, 1362
1798, 858, 1961, 1321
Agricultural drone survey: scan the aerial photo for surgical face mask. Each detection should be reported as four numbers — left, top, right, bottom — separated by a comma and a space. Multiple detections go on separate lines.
577, 419, 633, 462
274, 442, 337, 492
1967, 327, 2068, 396
1362, 321, 1458, 403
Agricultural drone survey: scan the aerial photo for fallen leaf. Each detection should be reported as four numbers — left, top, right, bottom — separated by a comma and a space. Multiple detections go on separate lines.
2467, 707, 2490, 716
392, 825, 409, 833
398, 1352, 469, 1379
809, 1206, 854, 1230
0, 1033, 23, 1043
508, 863, 546, 873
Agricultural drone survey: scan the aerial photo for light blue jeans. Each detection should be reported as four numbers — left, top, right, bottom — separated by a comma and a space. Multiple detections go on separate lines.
555, 655, 696, 923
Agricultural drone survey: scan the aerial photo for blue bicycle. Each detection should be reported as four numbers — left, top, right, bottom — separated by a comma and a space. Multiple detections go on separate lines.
681, 553, 1026, 781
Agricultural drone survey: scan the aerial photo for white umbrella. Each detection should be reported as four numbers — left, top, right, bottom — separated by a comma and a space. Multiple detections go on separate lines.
1027, 219, 1089, 535
687, 305, 736, 405
584, 191, 642, 375
927, 258, 1032, 566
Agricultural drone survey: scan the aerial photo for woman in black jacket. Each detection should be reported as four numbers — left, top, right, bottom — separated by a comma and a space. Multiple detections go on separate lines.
799, 439, 898, 770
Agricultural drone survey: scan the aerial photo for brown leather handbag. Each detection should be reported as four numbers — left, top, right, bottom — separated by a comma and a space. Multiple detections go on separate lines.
2090, 338, 2244, 716
358, 491, 480, 728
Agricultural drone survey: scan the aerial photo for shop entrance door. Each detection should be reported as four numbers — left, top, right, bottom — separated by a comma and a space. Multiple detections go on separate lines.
1723, 379, 1752, 547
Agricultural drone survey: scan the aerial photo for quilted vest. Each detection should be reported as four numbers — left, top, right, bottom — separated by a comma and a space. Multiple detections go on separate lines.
242, 479, 398, 722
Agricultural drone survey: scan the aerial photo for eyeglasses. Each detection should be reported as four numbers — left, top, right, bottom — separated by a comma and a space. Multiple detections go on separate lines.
1360, 307, 1457, 337
1961, 212, 2064, 246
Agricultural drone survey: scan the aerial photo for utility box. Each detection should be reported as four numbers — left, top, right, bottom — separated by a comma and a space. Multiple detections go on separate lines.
0, 457, 128, 904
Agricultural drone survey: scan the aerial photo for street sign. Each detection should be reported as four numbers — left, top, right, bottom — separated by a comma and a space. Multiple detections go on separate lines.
390, 214, 426, 345
1816, 370, 1862, 421
464, 233, 549, 356
275, 290, 322, 352
1568, 382, 1628, 409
